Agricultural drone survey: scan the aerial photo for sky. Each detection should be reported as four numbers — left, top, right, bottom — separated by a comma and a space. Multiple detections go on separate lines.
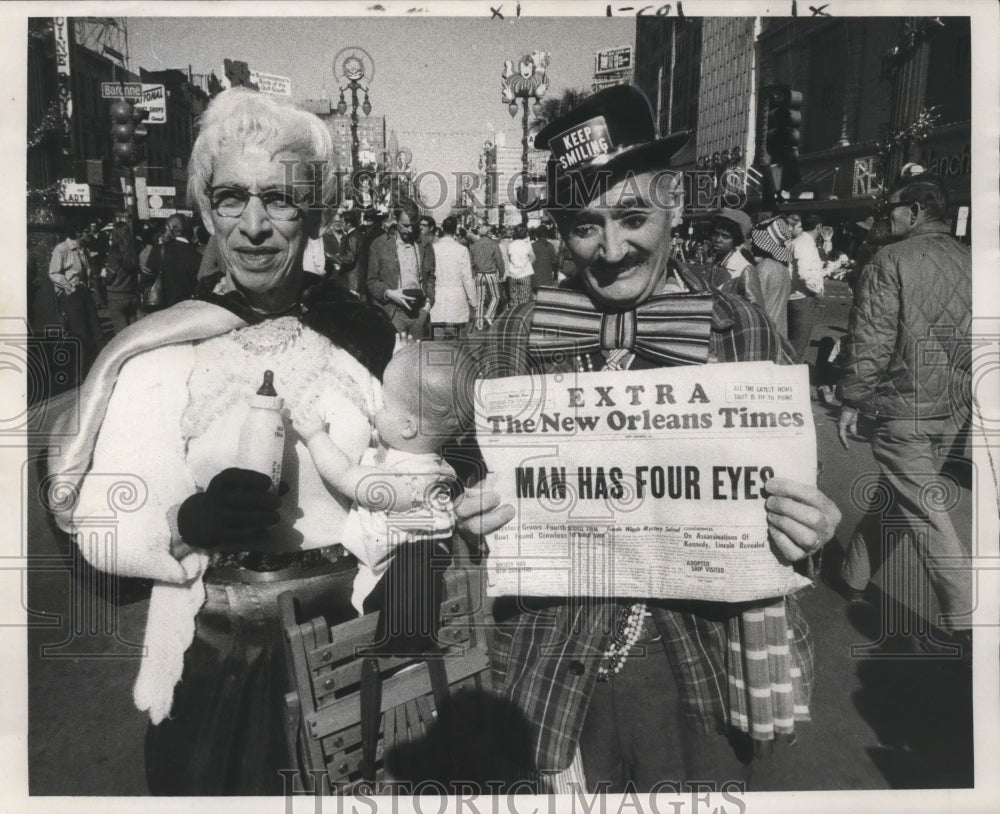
127, 13, 635, 218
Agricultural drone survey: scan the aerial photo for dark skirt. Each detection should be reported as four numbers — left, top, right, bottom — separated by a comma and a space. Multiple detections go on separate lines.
144, 561, 357, 795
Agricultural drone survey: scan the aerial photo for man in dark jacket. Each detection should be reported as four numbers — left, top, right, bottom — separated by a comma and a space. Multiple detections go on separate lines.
530, 225, 559, 290
837, 168, 972, 644
147, 214, 202, 309
326, 207, 363, 293
366, 197, 436, 337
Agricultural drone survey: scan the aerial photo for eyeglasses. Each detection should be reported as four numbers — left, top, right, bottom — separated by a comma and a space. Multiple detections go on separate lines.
207, 186, 303, 221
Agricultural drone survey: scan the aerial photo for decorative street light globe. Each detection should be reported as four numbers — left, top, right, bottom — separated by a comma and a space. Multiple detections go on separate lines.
332, 47, 375, 179
343, 55, 365, 82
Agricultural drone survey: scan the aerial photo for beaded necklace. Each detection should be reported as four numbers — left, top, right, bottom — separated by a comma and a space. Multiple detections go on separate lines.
598, 602, 650, 680
574, 349, 650, 680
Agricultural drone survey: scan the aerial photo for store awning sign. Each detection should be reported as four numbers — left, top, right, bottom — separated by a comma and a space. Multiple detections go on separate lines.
136, 84, 167, 124
58, 181, 91, 206
853, 156, 876, 197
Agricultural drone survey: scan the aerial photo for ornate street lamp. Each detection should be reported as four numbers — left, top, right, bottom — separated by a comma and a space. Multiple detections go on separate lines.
501, 51, 550, 225
333, 47, 375, 180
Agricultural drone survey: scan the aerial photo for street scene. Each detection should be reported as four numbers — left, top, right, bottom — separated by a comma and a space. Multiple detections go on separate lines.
12, 4, 997, 810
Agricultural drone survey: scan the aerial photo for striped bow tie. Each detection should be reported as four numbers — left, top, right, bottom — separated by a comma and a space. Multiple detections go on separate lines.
529, 287, 716, 366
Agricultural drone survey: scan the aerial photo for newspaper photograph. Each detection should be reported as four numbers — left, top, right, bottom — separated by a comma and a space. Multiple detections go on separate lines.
477, 362, 815, 601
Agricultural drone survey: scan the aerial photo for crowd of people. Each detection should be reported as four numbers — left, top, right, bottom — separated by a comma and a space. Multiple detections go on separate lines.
41, 173, 874, 387
38, 84, 970, 797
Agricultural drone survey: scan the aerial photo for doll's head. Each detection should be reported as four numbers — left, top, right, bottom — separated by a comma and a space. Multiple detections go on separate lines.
375, 341, 475, 454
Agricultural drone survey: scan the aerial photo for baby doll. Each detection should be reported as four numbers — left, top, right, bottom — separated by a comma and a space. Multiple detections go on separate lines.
292, 339, 474, 654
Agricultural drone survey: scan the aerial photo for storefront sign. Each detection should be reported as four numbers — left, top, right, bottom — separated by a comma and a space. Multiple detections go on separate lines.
53, 17, 73, 154
852, 156, 877, 197
919, 143, 970, 178
58, 181, 90, 205
136, 84, 167, 124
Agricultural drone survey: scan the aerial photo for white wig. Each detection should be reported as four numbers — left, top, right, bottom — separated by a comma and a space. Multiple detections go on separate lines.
187, 88, 337, 219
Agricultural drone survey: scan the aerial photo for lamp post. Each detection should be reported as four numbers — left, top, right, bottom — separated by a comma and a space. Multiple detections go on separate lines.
333, 48, 374, 180
479, 137, 498, 225
501, 51, 550, 225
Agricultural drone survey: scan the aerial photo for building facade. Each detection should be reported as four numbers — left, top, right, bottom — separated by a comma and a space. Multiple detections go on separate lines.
27, 18, 208, 228
632, 15, 971, 235
757, 15, 971, 232
697, 18, 757, 169
138, 68, 209, 195
633, 17, 702, 142
301, 98, 387, 175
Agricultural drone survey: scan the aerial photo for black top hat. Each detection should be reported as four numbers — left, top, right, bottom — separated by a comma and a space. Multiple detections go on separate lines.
528, 84, 691, 211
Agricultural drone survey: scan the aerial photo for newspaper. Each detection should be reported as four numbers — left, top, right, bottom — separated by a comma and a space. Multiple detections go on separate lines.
476, 361, 816, 602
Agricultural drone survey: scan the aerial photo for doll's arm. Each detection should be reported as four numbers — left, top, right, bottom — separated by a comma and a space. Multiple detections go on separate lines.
292, 403, 452, 512
291, 402, 371, 502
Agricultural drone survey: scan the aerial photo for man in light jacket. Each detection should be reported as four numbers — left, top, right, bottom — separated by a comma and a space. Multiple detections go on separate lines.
429, 216, 477, 339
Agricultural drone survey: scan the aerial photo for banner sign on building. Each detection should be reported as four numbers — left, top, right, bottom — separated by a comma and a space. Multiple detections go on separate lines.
594, 46, 633, 76
250, 71, 292, 96
136, 84, 167, 124
53, 17, 73, 154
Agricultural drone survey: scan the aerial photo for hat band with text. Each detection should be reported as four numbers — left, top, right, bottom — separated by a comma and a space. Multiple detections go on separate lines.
550, 116, 613, 171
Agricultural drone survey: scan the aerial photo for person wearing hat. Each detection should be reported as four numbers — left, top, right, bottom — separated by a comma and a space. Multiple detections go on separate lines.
708, 208, 764, 307
748, 217, 794, 338
836, 169, 972, 649
475, 84, 840, 792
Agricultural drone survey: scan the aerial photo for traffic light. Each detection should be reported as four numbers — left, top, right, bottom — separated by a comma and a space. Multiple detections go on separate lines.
111, 100, 150, 167
110, 98, 138, 166
764, 85, 803, 191
765, 86, 803, 164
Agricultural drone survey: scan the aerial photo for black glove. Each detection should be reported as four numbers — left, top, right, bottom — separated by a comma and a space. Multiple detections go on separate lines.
177, 468, 282, 549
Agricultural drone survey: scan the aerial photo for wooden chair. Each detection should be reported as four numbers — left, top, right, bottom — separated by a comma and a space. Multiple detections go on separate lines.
280, 563, 493, 794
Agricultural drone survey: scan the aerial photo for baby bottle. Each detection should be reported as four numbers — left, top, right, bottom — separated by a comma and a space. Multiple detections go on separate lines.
237, 370, 285, 494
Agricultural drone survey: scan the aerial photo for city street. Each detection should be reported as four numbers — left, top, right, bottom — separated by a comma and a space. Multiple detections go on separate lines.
25, 280, 973, 795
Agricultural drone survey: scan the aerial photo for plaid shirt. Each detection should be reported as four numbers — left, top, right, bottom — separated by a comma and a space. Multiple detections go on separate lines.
480, 260, 810, 774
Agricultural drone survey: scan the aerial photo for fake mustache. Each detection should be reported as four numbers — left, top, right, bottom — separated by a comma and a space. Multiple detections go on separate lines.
588, 255, 649, 279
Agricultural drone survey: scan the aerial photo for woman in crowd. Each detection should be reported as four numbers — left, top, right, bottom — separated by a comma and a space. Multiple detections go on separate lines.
103, 222, 142, 334
708, 208, 765, 307
45, 88, 411, 795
